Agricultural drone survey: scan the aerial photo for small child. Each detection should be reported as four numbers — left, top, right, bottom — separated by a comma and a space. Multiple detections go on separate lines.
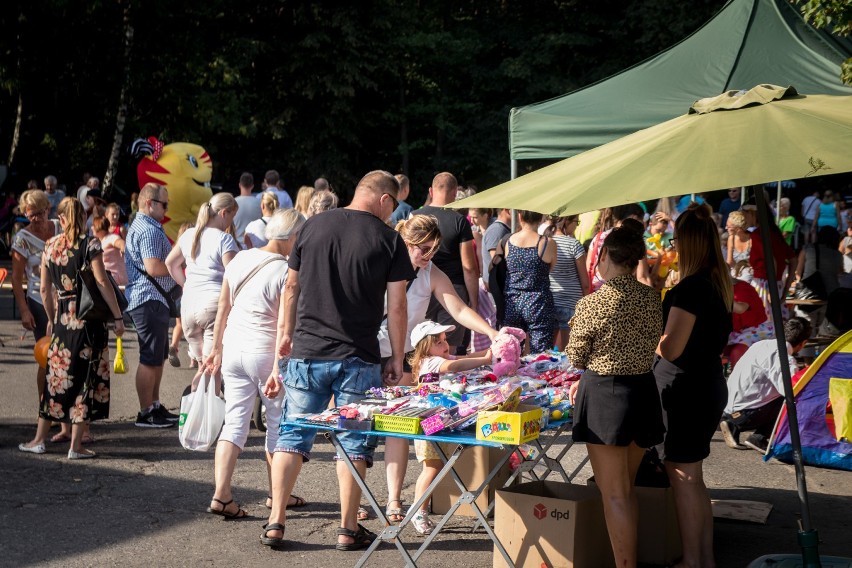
406, 320, 492, 535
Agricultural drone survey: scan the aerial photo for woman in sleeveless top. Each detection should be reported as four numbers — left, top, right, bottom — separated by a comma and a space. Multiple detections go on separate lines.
815, 191, 841, 232
726, 210, 751, 268
93, 216, 128, 285
378, 215, 499, 523
503, 210, 557, 353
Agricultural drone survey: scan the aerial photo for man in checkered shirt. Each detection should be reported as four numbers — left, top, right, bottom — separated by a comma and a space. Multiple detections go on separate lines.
125, 182, 180, 428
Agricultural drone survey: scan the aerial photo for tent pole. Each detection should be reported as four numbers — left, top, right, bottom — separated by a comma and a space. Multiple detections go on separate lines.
776, 181, 782, 223
510, 159, 518, 232
753, 186, 821, 567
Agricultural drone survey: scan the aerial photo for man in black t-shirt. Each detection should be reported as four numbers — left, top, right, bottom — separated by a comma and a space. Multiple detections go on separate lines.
411, 172, 479, 354
262, 171, 414, 551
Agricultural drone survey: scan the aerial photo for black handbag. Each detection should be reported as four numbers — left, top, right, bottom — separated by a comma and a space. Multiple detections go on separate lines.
76, 238, 129, 322
129, 258, 182, 317
794, 245, 828, 301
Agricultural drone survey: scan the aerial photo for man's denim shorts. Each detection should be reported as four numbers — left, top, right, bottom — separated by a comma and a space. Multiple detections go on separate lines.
554, 305, 575, 331
275, 357, 382, 465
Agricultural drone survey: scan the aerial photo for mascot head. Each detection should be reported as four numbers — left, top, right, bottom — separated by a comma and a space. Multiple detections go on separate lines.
131, 136, 213, 241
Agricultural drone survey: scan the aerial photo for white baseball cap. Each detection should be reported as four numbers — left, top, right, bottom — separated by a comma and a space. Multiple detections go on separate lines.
410, 320, 456, 347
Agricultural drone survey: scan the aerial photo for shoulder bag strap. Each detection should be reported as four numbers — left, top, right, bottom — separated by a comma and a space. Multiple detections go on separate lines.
232, 255, 286, 301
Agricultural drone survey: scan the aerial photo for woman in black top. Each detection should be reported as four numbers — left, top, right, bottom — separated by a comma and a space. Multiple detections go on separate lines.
654, 204, 733, 568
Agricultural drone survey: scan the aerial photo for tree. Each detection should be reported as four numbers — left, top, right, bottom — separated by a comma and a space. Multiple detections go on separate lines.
794, 0, 852, 84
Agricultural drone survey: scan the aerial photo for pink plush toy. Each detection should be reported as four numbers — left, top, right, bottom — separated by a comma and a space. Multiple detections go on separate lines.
491, 327, 526, 377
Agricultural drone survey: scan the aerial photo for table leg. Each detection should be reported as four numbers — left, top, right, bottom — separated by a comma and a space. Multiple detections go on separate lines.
413, 442, 516, 568
322, 432, 417, 568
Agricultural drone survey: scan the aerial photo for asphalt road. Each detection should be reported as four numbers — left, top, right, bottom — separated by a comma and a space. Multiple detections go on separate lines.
1, 317, 851, 567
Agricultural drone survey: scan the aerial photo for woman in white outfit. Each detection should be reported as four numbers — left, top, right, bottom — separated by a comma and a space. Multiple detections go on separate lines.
377, 215, 499, 524
165, 193, 239, 366
203, 209, 306, 518
244, 191, 278, 249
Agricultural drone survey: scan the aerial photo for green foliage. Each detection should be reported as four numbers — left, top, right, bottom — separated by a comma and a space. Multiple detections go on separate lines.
0, 0, 728, 202
793, 0, 852, 83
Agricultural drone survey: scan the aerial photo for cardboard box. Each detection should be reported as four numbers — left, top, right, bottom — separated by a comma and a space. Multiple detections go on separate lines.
588, 477, 682, 566
476, 404, 543, 445
493, 481, 614, 568
431, 445, 514, 517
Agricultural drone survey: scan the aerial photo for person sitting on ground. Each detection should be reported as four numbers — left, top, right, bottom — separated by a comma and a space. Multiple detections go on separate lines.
407, 321, 493, 535
725, 260, 774, 369
720, 317, 811, 453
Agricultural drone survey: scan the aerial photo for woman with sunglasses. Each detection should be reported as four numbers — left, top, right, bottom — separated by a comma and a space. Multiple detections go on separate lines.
376, 214, 499, 525
11, 190, 71, 440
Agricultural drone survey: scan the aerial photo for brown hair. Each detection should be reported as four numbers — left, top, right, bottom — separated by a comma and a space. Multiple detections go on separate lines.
675, 204, 733, 311
92, 216, 111, 235
602, 226, 645, 270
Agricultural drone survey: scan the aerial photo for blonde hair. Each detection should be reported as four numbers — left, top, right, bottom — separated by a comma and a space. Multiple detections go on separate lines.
18, 189, 50, 214
260, 191, 279, 214
727, 210, 746, 229
57, 197, 86, 244
395, 214, 441, 255
409, 334, 441, 380
192, 192, 237, 260
294, 185, 316, 216
308, 190, 338, 216
675, 204, 733, 311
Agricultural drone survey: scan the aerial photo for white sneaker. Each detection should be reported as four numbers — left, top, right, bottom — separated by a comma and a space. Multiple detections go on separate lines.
411, 509, 435, 535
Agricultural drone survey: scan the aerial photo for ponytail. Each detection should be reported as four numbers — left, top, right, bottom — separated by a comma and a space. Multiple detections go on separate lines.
191, 193, 237, 259
57, 197, 86, 244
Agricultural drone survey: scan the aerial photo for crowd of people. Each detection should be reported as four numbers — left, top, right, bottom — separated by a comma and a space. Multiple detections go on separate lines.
6, 168, 851, 565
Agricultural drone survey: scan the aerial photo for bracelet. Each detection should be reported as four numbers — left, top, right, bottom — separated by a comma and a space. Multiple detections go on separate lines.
114, 317, 122, 321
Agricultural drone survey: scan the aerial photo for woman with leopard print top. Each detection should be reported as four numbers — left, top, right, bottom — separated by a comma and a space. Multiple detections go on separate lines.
566, 225, 663, 567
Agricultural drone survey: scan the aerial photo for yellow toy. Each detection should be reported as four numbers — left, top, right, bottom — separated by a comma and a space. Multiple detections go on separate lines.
131, 137, 213, 241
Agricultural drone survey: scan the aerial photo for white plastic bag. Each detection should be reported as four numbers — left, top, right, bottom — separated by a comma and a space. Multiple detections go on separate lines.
178, 372, 225, 451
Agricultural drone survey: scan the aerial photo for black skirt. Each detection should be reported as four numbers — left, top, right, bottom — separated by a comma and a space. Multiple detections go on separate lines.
653, 355, 727, 463
571, 370, 665, 448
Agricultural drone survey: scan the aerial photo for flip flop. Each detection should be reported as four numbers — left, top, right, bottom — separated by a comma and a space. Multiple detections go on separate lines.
265, 494, 309, 509
206, 498, 248, 519
49, 433, 71, 443
260, 523, 286, 547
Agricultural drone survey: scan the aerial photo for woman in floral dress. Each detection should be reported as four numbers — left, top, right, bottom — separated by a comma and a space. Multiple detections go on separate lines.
18, 197, 125, 459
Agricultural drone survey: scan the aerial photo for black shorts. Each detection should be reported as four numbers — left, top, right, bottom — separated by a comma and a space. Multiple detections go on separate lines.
27, 297, 49, 341
571, 370, 665, 448
653, 356, 727, 463
129, 300, 170, 366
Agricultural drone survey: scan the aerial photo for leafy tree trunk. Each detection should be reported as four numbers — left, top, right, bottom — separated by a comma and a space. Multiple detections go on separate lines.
103, 0, 134, 197
7, 93, 22, 168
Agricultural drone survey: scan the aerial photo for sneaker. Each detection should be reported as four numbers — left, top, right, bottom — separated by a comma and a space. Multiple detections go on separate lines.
154, 404, 180, 423
168, 347, 181, 368
411, 509, 434, 535
744, 433, 769, 454
135, 409, 175, 428
719, 419, 746, 450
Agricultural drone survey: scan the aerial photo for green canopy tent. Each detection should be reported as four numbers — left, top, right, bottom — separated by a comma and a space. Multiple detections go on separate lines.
508, 0, 852, 173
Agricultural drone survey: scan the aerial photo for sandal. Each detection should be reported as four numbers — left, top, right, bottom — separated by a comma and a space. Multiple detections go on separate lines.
206, 498, 248, 519
357, 505, 371, 521
260, 523, 286, 547
265, 494, 309, 509
49, 433, 71, 444
385, 499, 405, 523
335, 524, 377, 551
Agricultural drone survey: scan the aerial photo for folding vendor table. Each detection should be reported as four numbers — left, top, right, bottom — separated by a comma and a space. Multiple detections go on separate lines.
281, 420, 518, 568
